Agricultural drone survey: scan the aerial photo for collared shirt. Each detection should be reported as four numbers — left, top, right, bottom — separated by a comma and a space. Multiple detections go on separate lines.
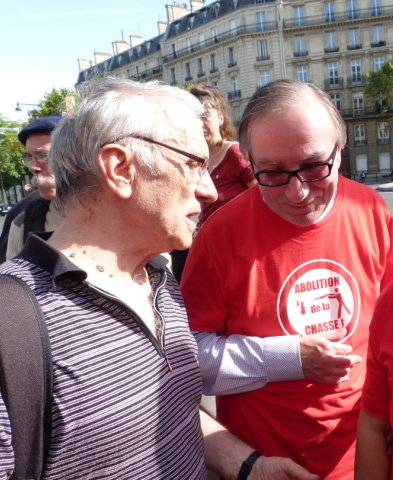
0, 234, 206, 479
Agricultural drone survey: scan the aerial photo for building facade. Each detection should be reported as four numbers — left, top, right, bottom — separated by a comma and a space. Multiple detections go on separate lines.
76, 0, 393, 178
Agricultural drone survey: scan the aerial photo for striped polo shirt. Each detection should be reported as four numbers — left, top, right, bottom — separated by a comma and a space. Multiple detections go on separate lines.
0, 234, 206, 479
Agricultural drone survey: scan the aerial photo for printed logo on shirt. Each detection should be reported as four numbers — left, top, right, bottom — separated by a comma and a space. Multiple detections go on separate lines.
277, 259, 360, 341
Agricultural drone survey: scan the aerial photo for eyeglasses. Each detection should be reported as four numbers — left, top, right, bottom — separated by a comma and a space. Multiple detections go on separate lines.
101, 134, 209, 179
22, 151, 49, 166
252, 144, 338, 187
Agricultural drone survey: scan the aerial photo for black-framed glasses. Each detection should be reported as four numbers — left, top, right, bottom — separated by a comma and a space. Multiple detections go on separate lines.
22, 151, 49, 166
101, 134, 209, 179
252, 143, 338, 187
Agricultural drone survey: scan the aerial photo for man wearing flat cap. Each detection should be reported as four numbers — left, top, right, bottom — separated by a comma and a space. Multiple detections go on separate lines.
0, 116, 63, 261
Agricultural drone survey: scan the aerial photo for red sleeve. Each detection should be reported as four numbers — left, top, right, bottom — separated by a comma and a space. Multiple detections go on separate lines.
362, 283, 393, 421
181, 222, 229, 334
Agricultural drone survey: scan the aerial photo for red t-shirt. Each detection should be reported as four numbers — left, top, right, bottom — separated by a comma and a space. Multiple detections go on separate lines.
182, 177, 393, 480
199, 142, 254, 223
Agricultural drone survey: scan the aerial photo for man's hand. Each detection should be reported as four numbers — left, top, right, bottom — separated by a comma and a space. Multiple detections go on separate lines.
250, 456, 318, 480
300, 329, 362, 384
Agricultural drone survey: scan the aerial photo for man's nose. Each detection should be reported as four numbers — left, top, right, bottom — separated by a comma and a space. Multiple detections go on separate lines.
196, 171, 218, 204
284, 175, 309, 202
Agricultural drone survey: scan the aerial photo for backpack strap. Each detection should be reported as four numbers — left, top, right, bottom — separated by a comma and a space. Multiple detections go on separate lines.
0, 274, 53, 480
23, 198, 51, 243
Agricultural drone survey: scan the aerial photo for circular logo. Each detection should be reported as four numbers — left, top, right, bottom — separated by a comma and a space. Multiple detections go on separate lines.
277, 259, 360, 341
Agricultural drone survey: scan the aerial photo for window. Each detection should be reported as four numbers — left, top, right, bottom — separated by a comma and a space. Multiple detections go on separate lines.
211, 26, 219, 44
378, 122, 390, 144
324, 2, 336, 22
256, 11, 267, 31
372, 25, 384, 46
379, 153, 391, 171
350, 59, 362, 84
143, 62, 148, 73
355, 154, 367, 172
371, 0, 381, 16
297, 65, 309, 82
170, 68, 177, 84
228, 47, 237, 67
354, 124, 366, 146
187, 16, 194, 30
325, 31, 338, 52
210, 53, 218, 72
295, 35, 307, 56
199, 32, 206, 48
328, 62, 339, 86
348, 28, 361, 49
230, 19, 237, 36
347, 0, 358, 19
186, 37, 194, 54
374, 56, 385, 71
185, 62, 192, 81
171, 43, 177, 59
260, 70, 271, 86
293, 6, 304, 26
330, 94, 341, 111
135, 65, 140, 75
231, 75, 239, 92
197, 58, 205, 77
257, 39, 269, 60
352, 92, 364, 115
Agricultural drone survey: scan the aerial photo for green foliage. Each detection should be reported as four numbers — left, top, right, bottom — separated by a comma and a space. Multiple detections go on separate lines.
0, 115, 27, 203
27, 87, 76, 122
365, 60, 393, 110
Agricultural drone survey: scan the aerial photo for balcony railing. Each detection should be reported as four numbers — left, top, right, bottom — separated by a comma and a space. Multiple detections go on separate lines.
197, 71, 206, 78
354, 139, 367, 146
162, 21, 278, 63
294, 50, 309, 57
371, 40, 386, 47
347, 44, 362, 50
340, 106, 393, 118
256, 55, 271, 61
347, 75, 367, 86
228, 61, 237, 68
324, 77, 344, 89
283, 4, 393, 29
228, 90, 241, 100
185, 75, 193, 82
378, 138, 390, 144
324, 46, 339, 53
209, 67, 219, 74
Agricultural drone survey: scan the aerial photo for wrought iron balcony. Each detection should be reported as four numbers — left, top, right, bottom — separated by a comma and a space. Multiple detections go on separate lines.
228, 90, 241, 100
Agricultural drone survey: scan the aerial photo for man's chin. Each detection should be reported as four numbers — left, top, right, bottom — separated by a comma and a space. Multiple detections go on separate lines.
38, 186, 57, 201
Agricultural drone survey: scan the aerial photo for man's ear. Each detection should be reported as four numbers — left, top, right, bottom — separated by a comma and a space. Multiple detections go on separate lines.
98, 144, 134, 199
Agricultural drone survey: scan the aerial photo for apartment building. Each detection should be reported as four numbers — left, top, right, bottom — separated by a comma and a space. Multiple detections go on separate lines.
76, 0, 393, 178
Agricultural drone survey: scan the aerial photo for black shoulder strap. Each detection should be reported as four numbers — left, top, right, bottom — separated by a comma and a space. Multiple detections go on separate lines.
0, 274, 53, 480
23, 199, 51, 243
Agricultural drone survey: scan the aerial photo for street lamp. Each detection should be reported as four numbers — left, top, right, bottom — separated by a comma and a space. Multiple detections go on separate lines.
15, 102, 39, 112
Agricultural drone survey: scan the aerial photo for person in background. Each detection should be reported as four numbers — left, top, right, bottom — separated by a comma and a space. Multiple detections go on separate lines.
355, 282, 393, 479
0, 116, 63, 261
0, 78, 317, 480
181, 79, 393, 479
170, 84, 256, 283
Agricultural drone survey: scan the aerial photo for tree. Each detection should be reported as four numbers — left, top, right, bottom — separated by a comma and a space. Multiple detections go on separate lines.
27, 87, 76, 121
365, 60, 393, 112
0, 115, 27, 203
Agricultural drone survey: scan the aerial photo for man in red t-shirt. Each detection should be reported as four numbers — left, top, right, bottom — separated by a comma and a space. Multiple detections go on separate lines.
181, 80, 393, 480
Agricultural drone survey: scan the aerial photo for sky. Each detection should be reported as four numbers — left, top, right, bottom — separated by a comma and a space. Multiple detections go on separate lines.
0, 0, 170, 122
